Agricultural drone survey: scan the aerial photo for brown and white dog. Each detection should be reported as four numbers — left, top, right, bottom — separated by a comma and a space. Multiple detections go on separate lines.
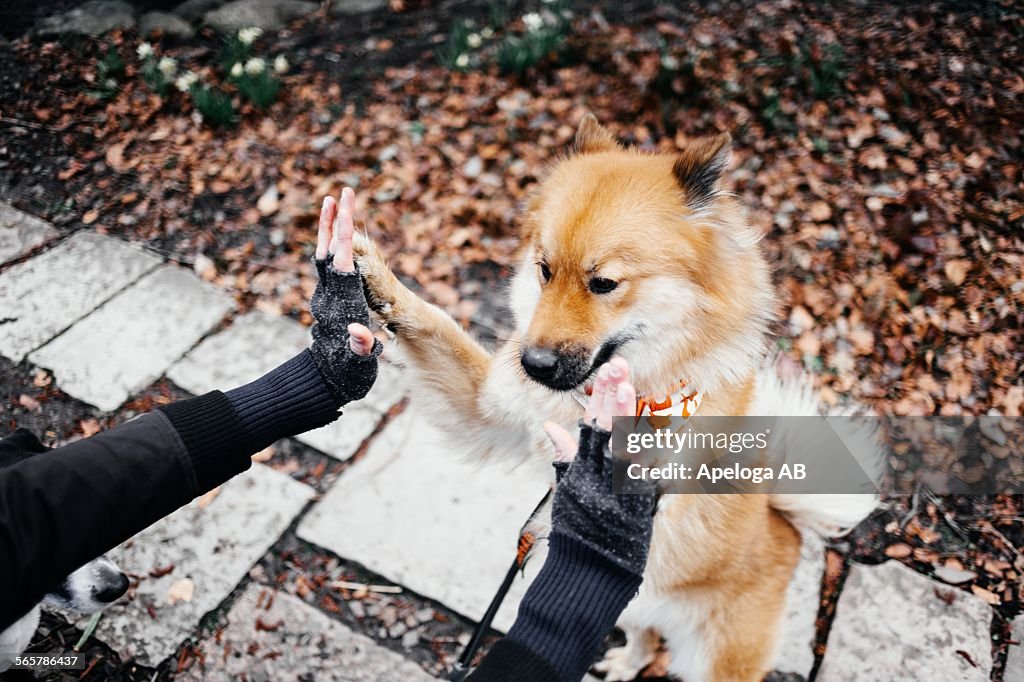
352, 115, 877, 681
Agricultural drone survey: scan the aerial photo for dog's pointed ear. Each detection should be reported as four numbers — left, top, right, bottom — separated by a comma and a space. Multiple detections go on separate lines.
672, 132, 732, 209
574, 114, 620, 154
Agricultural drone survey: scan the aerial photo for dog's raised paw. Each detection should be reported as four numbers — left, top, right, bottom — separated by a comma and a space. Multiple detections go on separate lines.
593, 644, 653, 682
352, 232, 400, 316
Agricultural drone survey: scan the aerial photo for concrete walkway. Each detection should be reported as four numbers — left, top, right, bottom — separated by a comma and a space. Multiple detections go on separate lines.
0, 205, 1010, 680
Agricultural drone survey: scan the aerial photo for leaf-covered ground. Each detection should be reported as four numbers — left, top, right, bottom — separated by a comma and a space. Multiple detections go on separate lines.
1, 0, 1022, 679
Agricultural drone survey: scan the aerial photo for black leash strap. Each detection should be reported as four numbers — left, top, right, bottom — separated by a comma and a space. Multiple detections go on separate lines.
449, 489, 553, 681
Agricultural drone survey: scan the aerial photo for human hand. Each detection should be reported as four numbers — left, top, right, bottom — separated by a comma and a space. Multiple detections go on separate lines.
309, 187, 383, 405
543, 357, 656, 577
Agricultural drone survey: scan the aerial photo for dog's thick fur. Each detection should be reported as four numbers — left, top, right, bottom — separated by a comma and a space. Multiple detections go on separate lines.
353, 115, 877, 681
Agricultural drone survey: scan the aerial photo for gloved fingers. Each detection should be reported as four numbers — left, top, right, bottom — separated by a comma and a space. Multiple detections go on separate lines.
316, 196, 337, 259
331, 337, 383, 403
330, 187, 356, 273
348, 323, 375, 356
310, 264, 372, 327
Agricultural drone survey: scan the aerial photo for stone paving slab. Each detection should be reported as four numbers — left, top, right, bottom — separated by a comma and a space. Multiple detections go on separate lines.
167, 311, 407, 460
181, 583, 437, 681
818, 560, 992, 681
774, 530, 825, 676
0, 232, 160, 362
167, 310, 309, 391
297, 407, 548, 631
0, 202, 58, 266
79, 464, 315, 667
29, 264, 234, 412
1007, 616, 1024, 681
293, 359, 405, 460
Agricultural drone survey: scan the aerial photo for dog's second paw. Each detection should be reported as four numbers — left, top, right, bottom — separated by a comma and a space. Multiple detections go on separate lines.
593, 643, 653, 682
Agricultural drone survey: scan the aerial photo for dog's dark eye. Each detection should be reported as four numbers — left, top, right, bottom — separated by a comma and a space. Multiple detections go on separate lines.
589, 277, 618, 294
539, 262, 552, 283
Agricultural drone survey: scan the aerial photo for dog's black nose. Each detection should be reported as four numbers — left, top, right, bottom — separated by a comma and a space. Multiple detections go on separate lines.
521, 347, 559, 381
95, 573, 130, 604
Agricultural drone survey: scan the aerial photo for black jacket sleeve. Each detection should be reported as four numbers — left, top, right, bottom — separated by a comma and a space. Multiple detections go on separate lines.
0, 409, 210, 627
0, 350, 343, 630
468, 533, 643, 682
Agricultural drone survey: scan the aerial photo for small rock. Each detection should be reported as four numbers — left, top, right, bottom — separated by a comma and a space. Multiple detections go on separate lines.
310, 134, 335, 151
33, 0, 135, 38
204, 0, 317, 32
139, 11, 195, 40
933, 565, 977, 585
401, 629, 419, 649
379, 605, 398, 627
330, 0, 388, 14
414, 608, 435, 623
193, 253, 216, 280
348, 600, 365, 619
388, 622, 407, 638
979, 419, 1007, 446
257, 185, 279, 216
463, 156, 484, 179
174, 0, 225, 23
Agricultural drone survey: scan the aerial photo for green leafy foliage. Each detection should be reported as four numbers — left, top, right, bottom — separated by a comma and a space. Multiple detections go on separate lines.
189, 84, 236, 127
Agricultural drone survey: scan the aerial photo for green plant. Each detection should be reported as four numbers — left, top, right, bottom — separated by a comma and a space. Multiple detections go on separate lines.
229, 56, 285, 108
801, 40, 846, 98
435, 18, 477, 70
496, 1, 573, 75
138, 42, 177, 97
761, 90, 795, 133
753, 37, 846, 100
221, 27, 262, 69
190, 83, 236, 127
89, 43, 124, 98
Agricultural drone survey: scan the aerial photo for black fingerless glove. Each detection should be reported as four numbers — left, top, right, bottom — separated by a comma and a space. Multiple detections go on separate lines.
491, 423, 658, 682
550, 421, 657, 577
309, 257, 383, 406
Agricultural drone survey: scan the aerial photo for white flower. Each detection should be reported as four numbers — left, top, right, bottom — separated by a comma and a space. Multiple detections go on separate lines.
455, 53, 469, 68
466, 33, 481, 48
175, 71, 199, 92
273, 55, 289, 74
522, 12, 544, 32
230, 62, 244, 78
661, 54, 680, 70
238, 27, 263, 45
481, 27, 494, 38
157, 57, 177, 77
136, 42, 154, 60
244, 57, 266, 75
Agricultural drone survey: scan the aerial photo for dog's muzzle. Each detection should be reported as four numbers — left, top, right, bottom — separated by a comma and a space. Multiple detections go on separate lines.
521, 335, 630, 391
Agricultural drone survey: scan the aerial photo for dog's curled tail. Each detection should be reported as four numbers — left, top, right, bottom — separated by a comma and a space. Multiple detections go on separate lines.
751, 360, 883, 537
